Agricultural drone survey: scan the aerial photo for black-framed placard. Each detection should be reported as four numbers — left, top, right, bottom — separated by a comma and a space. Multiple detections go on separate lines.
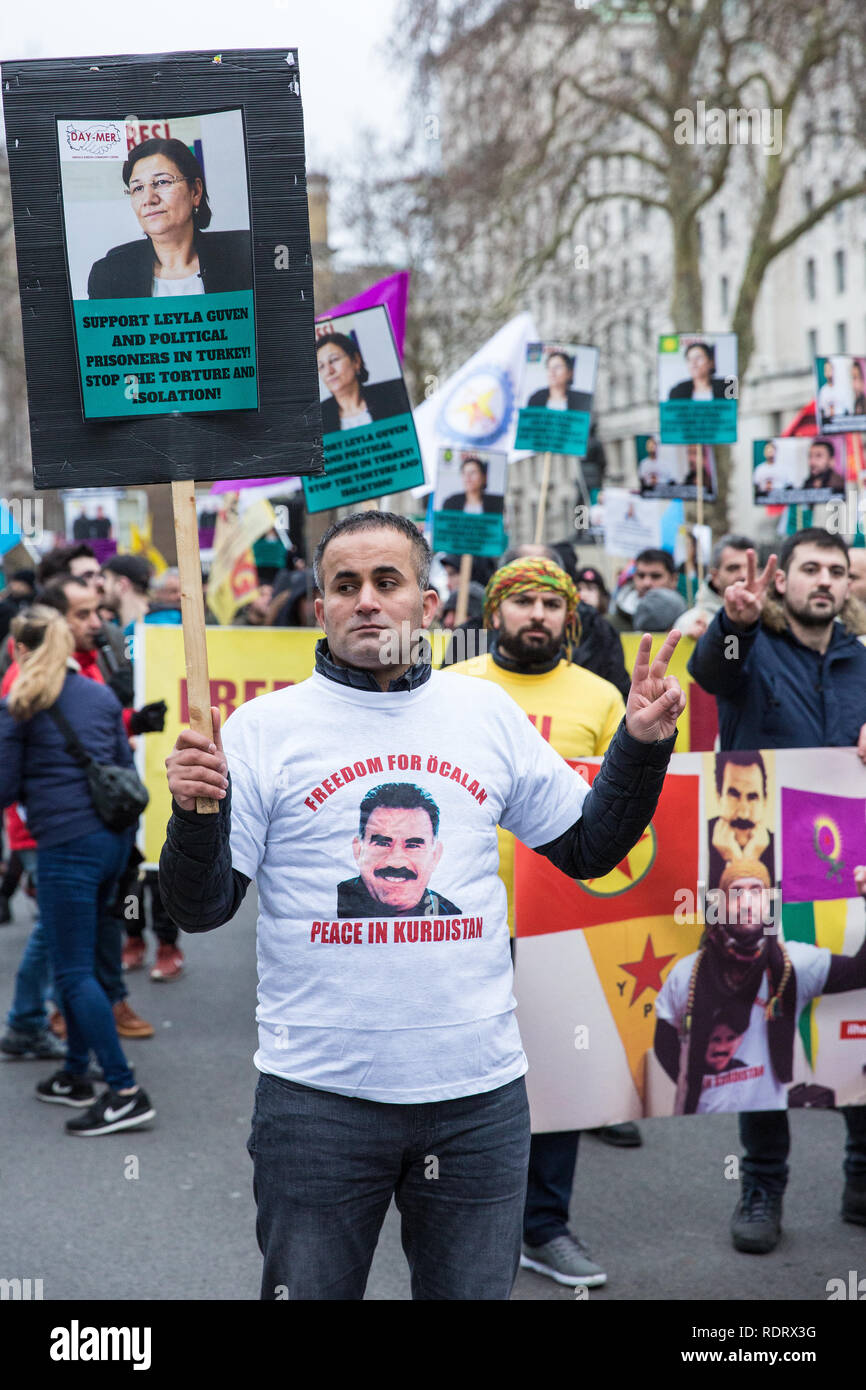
1, 48, 323, 488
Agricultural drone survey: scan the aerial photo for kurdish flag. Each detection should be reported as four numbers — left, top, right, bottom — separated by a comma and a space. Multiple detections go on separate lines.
781, 788, 866, 903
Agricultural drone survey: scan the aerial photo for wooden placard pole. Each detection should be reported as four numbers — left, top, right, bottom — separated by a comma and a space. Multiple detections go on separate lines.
534, 452, 553, 545
695, 444, 705, 590
171, 479, 218, 815
454, 553, 473, 627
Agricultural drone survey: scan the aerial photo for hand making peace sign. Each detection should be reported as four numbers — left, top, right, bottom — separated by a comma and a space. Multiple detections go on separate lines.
723, 548, 778, 629
625, 630, 687, 743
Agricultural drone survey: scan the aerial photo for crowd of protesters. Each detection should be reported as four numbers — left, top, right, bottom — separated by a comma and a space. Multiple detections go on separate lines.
1, 513, 865, 1296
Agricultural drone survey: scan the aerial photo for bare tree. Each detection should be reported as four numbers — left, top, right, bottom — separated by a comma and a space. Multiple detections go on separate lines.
391, 0, 866, 519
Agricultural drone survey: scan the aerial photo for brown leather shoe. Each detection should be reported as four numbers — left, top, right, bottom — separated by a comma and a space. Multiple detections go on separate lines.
112, 999, 155, 1039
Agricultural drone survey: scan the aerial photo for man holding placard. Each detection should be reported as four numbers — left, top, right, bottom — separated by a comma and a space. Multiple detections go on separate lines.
159, 511, 686, 1300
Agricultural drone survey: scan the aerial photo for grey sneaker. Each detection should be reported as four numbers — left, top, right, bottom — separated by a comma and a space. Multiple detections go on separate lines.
1, 1026, 66, 1061
731, 1185, 783, 1253
520, 1232, 607, 1287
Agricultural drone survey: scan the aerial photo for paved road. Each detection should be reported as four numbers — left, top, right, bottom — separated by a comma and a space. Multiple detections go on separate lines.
1, 890, 861, 1302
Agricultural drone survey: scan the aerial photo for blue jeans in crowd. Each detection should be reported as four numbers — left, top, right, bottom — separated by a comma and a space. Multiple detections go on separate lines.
247, 1071, 531, 1300
5, 849, 55, 1034
38, 827, 136, 1091
740, 1106, 866, 1193
523, 1131, 580, 1246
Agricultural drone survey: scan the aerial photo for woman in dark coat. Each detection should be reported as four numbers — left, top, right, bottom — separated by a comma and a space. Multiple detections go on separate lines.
316, 332, 407, 433
88, 137, 252, 299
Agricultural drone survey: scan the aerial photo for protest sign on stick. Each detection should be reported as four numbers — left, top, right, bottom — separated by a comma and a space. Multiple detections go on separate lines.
658, 333, 738, 446
2, 49, 319, 810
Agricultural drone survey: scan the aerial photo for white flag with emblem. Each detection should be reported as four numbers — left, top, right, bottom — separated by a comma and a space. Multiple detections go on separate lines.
412, 311, 539, 495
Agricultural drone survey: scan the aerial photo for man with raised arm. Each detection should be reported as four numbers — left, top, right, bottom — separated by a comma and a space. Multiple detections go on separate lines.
160, 511, 685, 1302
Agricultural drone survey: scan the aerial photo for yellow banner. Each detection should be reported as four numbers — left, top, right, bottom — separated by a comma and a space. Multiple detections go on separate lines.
139, 625, 320, 865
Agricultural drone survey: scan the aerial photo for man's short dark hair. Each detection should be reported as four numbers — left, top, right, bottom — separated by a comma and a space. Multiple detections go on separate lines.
710, 534, 753, 571
41, 575, 91, 616
714, 751, 768, 799
809, 438, 835, 462
778, 527, 848, 575
102, 554, 152, 594
36, 543, 96, 586
358, 783, 440, 839
314, 512, 431, 591
635, 548, 675, 575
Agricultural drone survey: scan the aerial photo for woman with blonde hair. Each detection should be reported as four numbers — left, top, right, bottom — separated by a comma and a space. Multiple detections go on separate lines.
0, 606, 155, 1136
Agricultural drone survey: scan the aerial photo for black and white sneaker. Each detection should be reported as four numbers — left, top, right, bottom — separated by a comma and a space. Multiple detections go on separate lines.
65, 1087, 155, 1137
35, 1069, 95, 1108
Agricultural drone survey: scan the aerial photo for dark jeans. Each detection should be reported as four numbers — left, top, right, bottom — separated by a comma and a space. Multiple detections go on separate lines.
247, 1072, 531, 1300
739, 1106, 866, 1194
38, 827, 136, 1091
524, 1130, 579, 1246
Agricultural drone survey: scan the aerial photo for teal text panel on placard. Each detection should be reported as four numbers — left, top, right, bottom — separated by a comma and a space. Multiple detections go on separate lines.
73, 290, 258, 419
432, 512, 506, 557
303, 414, 425, 513
659, 399, 737, 445
514, 407, 590, 456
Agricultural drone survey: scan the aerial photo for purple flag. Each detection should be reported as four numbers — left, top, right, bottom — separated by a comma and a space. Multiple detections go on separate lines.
211, 272, 411, 494
781, 787, 866, 902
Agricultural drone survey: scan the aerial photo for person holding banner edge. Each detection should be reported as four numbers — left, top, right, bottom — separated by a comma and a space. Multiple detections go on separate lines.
159, 511, 685, 1300
688, 530, 866, 1250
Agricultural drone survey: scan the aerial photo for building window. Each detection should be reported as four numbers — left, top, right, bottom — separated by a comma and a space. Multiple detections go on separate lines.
804, 120, 814, 157
804, 188, 813, 213
643, 307, 651, 343
624, 314, 632, 349
718, 210, 728, 248
807, 328, 818, 362
621, 203, 630, 236
833, 178, 843, 222
835, 248, 846, 293
831, 108, 841, 148
720, 275, 729, 315
622, 259, 630, 293
641, 252, 650, 281
805, 257, 817, 300
836, 321, 847, 353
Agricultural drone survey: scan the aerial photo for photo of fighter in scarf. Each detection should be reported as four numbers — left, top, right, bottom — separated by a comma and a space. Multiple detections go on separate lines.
653, 861, 866, 1115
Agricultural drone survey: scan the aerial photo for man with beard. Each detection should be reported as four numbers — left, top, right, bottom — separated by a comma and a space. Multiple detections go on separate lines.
689, 528, 866, 1251
654, 859, 866, 1126
708, 752, 775, 890
448, 556, 628, 1288
337, 783, 460, 917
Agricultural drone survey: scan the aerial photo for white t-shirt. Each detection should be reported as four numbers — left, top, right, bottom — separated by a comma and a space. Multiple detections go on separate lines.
655, 940, 831, 1113
221, 668, 590, 1102
152, 272, 205, 296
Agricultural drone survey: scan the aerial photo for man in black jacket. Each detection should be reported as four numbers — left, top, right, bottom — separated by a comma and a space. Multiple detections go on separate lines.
159, 511, 685, 1301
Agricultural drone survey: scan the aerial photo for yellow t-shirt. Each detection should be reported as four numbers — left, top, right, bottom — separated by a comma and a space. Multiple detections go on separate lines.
445, 652, 625, 932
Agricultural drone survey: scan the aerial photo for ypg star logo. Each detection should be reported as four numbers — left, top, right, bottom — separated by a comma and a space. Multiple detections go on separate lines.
436, 364, 515, 447
578, 826, 656, 898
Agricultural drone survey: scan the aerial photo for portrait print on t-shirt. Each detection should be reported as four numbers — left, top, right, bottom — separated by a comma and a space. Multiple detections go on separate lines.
336, 781, 462, 918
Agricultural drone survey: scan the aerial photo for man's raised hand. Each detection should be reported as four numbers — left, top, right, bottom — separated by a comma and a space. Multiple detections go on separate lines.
165, 706, 228, 811
723, 548, 777, 629
625, 630, 687, 743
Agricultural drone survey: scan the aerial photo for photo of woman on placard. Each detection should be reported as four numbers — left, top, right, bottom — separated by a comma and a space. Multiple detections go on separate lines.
667, 341, 730, 400
317, 332, 407, 433
87, 138, 253, 300
527, 350, 592, 412
441, 455, 504, 514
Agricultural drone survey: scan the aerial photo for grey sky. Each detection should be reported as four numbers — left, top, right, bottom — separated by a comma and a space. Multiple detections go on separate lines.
1, 0, 406, 250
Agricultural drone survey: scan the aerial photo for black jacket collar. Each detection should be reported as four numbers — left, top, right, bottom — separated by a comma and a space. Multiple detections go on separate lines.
314, 638, 432, 692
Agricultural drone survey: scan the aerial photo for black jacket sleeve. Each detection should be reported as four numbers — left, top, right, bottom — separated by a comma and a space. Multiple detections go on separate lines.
654, 1018, 680, 1082
824, 923, 866, 994
687, 607, 760, 698
158, 774, 250, 932
534, 719, 676, 879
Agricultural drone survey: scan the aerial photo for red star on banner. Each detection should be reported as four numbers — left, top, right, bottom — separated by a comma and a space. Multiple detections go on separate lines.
619, 934, 676, 1006
585, 829, 651, 885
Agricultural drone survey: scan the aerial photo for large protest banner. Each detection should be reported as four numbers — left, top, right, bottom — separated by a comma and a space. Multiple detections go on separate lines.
2, 49, 321, 488
514, 747, 866, 1131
